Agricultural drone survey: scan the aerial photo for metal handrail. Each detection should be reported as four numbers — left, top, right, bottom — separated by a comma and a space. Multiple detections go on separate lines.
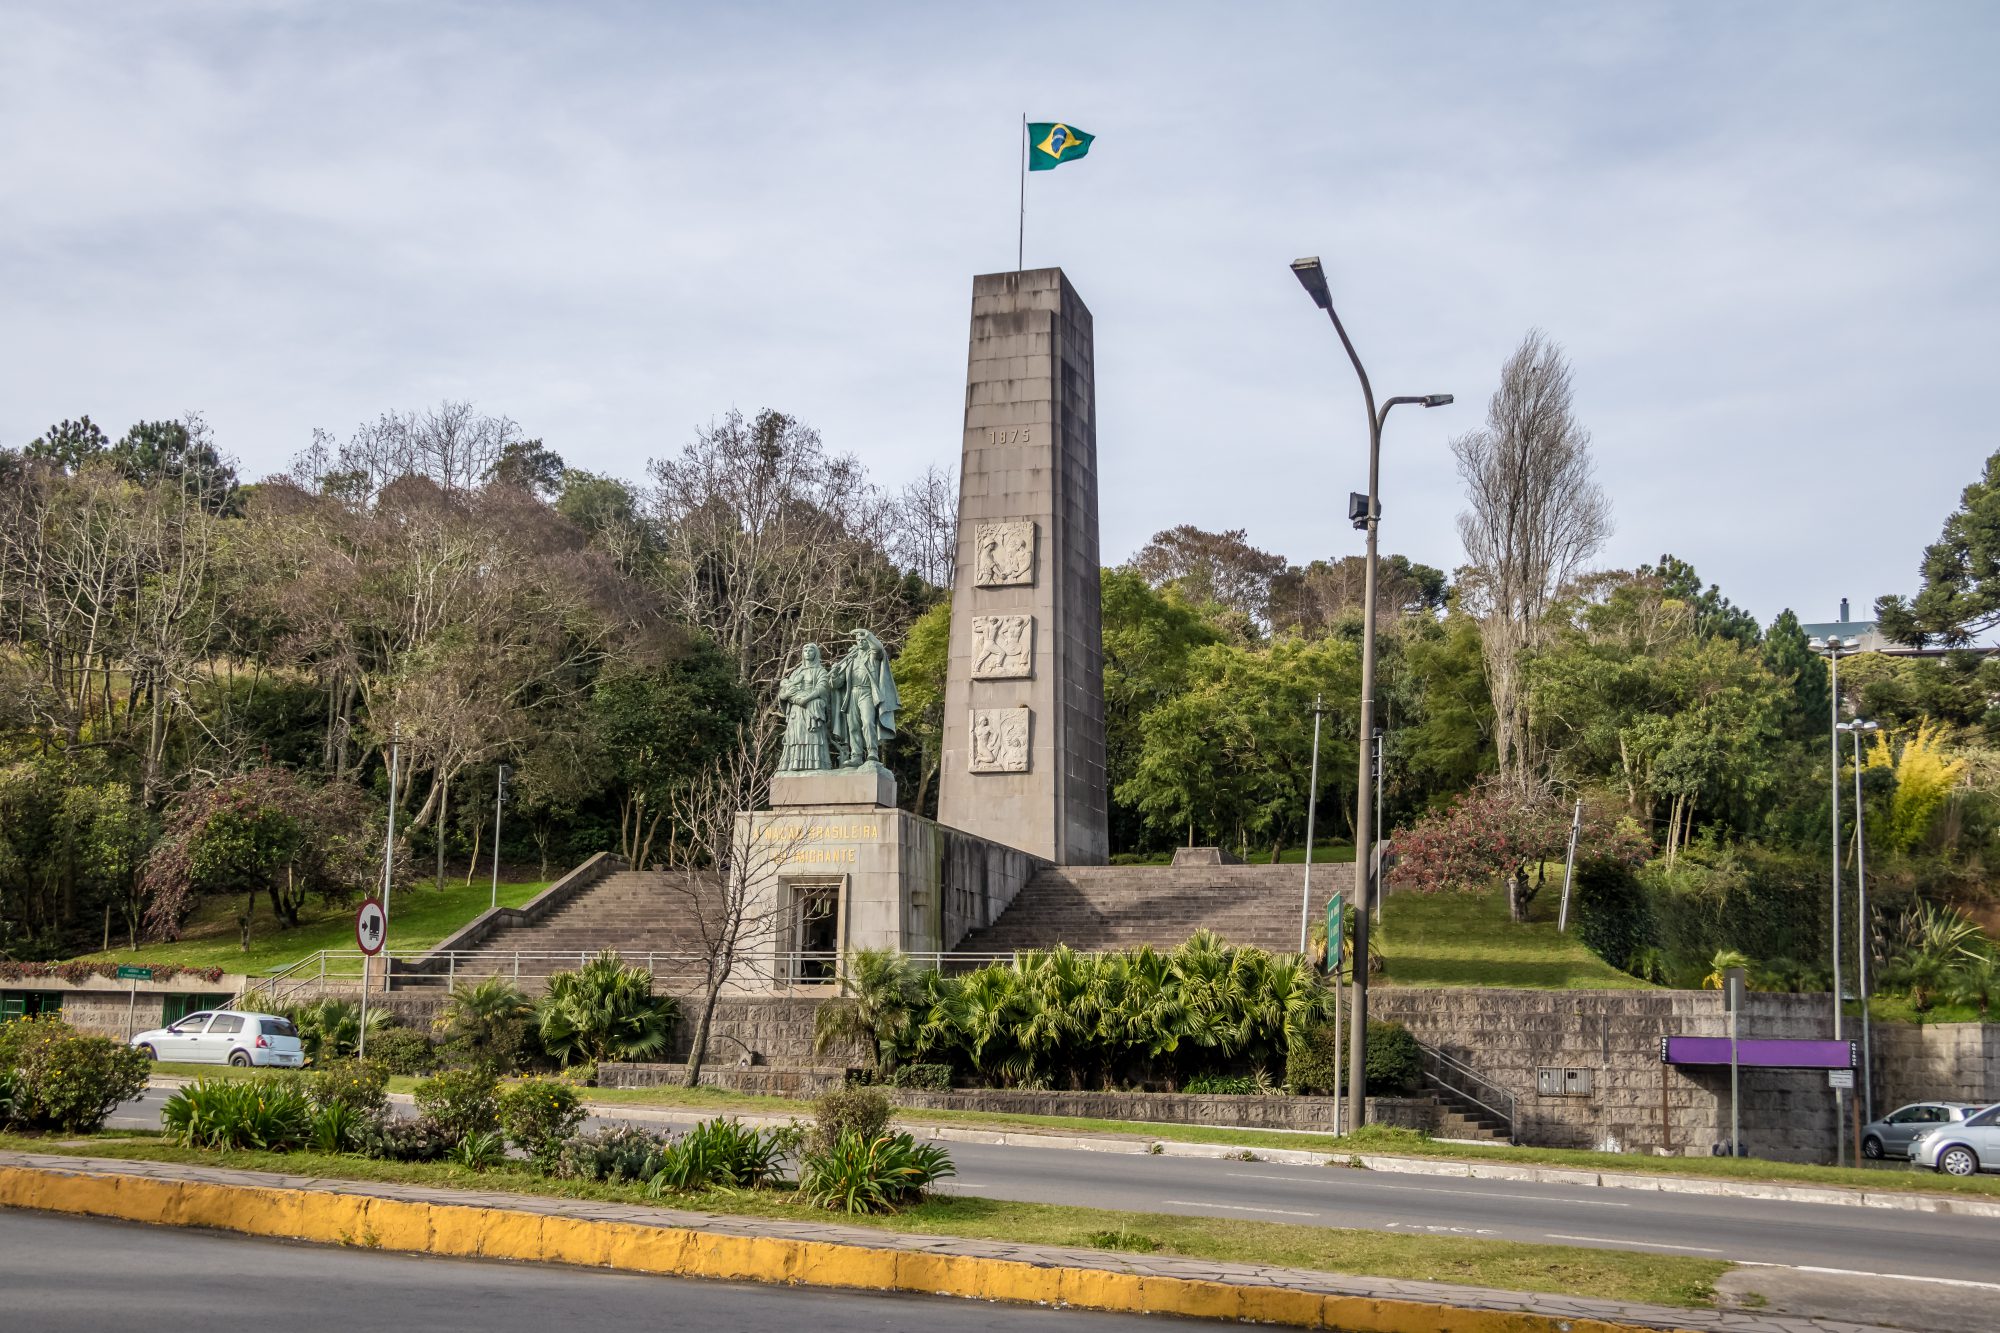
1416, 1039, 1517, 1143
231, 948, 1074, 1002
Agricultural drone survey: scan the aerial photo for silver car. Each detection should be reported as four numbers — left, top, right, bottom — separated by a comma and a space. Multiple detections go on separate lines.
1912, 1104, 2000, 1177
1861, 1101, 1986, 1160
130, 1009, 305, 1068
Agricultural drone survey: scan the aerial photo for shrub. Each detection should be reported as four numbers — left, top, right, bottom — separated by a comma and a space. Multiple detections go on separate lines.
367, 1026, 437, 1076
810, 1084, 891, 1154
1573, 859, 1653, 973
645, 1118, 799, 1196
161, 1078, 313, 1151
310, 1101, 367, 1154
360, 1114, 457, 1162
497, 1077, 585, 1169
412, 1068, 500, 1143
797, 1131, 954, 1213
449, 1130, 508, 1170
536, 951, 677, 1065
886, 1063, 952, 1091
10, 1024, 151, 1132
556, 1124, 671, 1183
1283, 1021, 1423, 1097
305, 1059, 389, 1119
439, 977, 533, 1075
1185, 1074, 1257, 1095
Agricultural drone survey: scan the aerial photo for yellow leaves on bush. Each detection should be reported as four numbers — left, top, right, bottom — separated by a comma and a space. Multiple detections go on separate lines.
1866, 720, 1968, 853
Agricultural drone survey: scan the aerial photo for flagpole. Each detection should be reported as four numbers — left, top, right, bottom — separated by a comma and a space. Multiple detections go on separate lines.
1018, 113, 1027, 271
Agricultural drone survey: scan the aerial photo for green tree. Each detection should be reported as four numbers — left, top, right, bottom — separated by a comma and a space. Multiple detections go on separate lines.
1100, 569, 1225, 853
1119, 636, 1360, 855
589, 641, 751, 868
890, 599, 951, 818
1877, 447, 2000, 646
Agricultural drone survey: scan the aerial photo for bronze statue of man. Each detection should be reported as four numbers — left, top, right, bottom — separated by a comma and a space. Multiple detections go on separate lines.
829, 629, 900, 768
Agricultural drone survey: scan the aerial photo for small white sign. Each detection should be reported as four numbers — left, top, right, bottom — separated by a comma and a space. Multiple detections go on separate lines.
355, 898, 387, 956
1828, 1069, 1854, 1090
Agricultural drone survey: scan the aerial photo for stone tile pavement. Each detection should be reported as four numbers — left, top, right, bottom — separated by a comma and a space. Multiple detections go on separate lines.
0, 1149, 1898, 1333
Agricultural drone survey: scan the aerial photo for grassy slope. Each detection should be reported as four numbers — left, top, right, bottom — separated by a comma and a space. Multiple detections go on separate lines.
74, 878, 552, 974
3, 1133, 1722, 1308
1377, 884, 1652, 989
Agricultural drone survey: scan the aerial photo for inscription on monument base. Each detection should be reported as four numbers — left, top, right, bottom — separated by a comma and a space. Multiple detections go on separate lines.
969, 706, 1031, 772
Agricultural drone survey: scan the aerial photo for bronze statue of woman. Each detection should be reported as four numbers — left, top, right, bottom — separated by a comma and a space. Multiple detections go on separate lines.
776, 643, 832, 772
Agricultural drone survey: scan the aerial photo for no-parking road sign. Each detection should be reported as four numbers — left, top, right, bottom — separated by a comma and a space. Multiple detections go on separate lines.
355, 897, 387, 955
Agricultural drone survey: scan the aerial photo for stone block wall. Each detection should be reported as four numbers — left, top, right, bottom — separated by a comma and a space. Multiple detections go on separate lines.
663, 996, 865, 1067
889, 1088, 1436, 1134
1872, 1022, 2000, 1110
1369, 987, 1846, 1162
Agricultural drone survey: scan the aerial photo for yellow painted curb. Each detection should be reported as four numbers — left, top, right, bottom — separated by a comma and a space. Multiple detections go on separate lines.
0, 1164, 1699, 1333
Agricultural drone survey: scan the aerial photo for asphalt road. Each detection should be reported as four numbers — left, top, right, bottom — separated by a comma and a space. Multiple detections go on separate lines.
0, 1210, 1183, 1333
104, 1088, 2000, 1290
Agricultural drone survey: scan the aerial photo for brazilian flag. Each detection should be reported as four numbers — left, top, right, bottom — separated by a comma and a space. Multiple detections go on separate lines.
1028, 122, 1094, 171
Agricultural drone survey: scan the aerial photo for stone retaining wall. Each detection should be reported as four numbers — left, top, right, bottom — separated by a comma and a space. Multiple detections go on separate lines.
888, 1089, 1437, 1134
599, 1063, 849, 1097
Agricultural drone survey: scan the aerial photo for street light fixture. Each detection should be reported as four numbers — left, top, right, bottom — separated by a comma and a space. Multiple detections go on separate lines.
1292, 255, 1452, 1131
1838, 718, 1880, 1122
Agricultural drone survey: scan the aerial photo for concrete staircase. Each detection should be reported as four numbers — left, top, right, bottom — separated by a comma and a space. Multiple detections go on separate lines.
953, 863, 1314, 956
428, 870, 722, 991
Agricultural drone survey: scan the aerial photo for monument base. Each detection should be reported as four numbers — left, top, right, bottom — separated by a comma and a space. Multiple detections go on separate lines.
770, 763, 897, 809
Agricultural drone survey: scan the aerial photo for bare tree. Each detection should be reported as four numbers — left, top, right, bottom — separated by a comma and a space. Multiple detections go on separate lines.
889, 464, 958, 588
291, 402, 521, 501
660, 727, 802, 1086
648, 409, 905, 707
1452, 330, 1611, 785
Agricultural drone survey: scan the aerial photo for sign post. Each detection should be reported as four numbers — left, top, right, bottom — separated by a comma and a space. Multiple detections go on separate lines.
117, 965, 153, 1041
1556, 799, 1583, 933
1724, 966, 1746, 1157
1326, 893, 1345, 1137
355, 898, 386, 1059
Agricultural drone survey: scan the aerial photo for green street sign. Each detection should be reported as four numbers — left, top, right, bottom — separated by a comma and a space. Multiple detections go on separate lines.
1324, 894, 1346, 976
115, 965, 154, 981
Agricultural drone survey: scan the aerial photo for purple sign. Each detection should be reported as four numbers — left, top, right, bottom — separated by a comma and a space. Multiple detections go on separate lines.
1660, 1036, 1855, 1069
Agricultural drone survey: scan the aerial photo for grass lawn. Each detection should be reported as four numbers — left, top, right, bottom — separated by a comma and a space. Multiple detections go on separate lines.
1376, 885, 1652, 989
568, 1083, 2000, 1201
144, 1068, 2000, 1202
1111, 841, 1357, 867
74, 876, 553, 974
1, 1132, 1724, 1308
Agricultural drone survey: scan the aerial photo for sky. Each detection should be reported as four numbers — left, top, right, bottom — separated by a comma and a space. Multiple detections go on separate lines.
3, 1, 1996, 629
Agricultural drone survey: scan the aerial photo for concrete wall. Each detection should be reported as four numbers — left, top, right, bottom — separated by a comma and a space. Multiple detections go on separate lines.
938, 267, 1107, 865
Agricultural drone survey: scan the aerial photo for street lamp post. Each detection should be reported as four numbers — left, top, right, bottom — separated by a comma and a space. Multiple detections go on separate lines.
1809, 635, 1851, 1162
1291, 256, 1452, 1132
1299, 694, 1328, 954
1839, 718, 1880, 1122
491, 763, 511, 912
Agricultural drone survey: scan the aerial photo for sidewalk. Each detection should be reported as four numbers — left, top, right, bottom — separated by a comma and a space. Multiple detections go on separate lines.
0, 1149, 1889, 1333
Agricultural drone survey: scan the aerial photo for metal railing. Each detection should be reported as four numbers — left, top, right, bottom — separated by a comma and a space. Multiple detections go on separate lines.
236, 948, 1054, 1005
1415, 1039, 1517, 1143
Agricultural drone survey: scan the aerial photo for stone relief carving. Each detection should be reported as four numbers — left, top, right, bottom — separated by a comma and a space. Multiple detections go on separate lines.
973, 520, 1037, 587
970, 614, 1034, 679
968, 706, 1031, 773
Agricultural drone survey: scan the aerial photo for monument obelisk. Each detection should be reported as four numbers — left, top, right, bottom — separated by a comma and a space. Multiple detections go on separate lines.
937, 268, 1107, 865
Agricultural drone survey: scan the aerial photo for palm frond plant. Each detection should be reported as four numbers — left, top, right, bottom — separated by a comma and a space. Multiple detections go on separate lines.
812, 947, 920, 1074
537, 950, 678, 1065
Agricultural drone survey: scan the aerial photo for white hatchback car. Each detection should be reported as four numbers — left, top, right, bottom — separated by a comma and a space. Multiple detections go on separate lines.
130, 1009, 305, 1068
1912, 1103, 2000, 1177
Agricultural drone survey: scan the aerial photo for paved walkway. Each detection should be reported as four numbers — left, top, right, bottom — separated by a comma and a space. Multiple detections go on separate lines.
0, 1150, 1894, 1333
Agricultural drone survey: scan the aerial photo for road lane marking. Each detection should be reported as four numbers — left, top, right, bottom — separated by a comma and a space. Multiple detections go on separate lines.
1225, 1174, 1631, 1208
1738, 1262, 2000, 1292
1385, 1222, 1499, 1235
1545, 1234, 1725, 1254
1164, 1200, 1319, 1218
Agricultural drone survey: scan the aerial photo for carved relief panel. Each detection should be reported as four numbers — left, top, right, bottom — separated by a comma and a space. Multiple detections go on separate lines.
968, 706, 1031, 773
970, 614, 1034, 679
973, 520, 1037, 588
